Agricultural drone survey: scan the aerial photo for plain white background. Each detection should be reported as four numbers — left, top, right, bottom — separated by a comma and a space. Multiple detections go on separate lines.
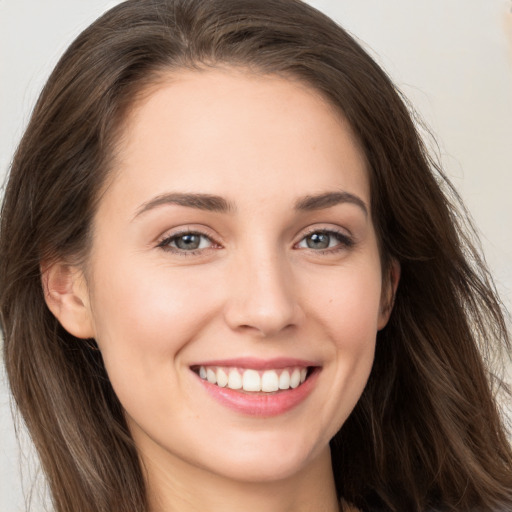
1, 1, 511, 509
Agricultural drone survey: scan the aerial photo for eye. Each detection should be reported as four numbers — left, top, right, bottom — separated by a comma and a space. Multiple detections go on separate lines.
158, 231, 215, 253
296, 229, 353, 251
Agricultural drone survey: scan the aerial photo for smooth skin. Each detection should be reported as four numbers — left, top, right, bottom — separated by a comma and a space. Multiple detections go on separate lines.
44, 68, 398, 512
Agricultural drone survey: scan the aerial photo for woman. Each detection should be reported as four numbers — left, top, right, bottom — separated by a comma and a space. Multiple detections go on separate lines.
1, 0, 511, 511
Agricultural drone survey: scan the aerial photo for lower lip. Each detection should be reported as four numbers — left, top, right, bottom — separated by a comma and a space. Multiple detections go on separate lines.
195, 369, 319, 417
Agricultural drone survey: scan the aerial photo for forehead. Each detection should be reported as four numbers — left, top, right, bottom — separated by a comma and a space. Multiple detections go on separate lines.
103, 67, 369, 215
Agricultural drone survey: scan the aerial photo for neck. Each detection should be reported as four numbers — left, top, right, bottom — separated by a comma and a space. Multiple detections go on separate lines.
142, 445, 340, 512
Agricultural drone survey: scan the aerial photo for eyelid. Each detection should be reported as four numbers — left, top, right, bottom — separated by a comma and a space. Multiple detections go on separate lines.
299, 224, 352, 238
294, 226, 355, 252
156, 226, 223, 255
155, 224, 355, 256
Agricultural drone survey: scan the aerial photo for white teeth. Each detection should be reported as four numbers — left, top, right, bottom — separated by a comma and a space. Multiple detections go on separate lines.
206, 368, 217, 384
290, 368, 301, 388
197, 365, 310, 392
228, 368, 242, 390
278, 370, 290, 389
216, 368, 228, 388
261, 370, 279, 392
242, 369, 261, 392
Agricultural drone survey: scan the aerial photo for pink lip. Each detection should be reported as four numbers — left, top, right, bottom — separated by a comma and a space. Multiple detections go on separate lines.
192, 364, 320, 417
190, 357, 316, 370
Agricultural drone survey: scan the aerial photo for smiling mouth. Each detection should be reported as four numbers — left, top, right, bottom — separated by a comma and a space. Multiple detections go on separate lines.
191, 365, 314, 393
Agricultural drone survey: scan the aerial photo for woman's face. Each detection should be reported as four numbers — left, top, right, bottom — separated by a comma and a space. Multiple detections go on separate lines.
80, 69, 392, 483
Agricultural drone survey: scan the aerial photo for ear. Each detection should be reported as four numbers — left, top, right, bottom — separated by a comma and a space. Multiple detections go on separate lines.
41, 262, 95, 339
377, 259, 400, 330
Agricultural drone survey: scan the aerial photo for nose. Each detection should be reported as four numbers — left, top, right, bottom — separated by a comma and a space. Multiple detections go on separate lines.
223, 250, 303, 338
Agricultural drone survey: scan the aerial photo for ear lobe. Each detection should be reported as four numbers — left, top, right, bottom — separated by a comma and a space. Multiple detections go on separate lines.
377, 259, 401, 330
41, 262, 95, 339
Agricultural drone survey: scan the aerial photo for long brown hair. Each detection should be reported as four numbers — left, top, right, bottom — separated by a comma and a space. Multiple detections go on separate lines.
1, 1, 511, 511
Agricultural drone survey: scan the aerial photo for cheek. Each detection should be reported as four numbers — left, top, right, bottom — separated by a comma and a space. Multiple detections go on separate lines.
87, 259, 220, 425
292, 260, 382, 442
309, 260, 383, 347
88, 255, 221, 373
309, 259, 382, 391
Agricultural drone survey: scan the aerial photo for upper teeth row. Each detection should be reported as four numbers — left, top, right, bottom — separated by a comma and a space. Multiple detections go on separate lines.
198, 366, 308, 392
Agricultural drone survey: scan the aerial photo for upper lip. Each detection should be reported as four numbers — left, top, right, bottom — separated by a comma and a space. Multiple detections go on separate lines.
190, 357, 319, 370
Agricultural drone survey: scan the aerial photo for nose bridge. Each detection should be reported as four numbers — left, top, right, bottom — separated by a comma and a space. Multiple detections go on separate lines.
224, 240, 300, 337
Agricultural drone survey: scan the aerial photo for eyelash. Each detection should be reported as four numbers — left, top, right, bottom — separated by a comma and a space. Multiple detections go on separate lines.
297, 228, 354, 254
156, 228, 354, 256
157, 230, 218, 256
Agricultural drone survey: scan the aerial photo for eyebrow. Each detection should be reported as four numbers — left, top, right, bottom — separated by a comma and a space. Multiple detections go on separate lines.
133, 190, 368, 219
294, 191, 368, 216
133, 192, 235, 219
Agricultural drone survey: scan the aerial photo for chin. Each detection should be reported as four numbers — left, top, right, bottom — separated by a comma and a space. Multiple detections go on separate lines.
197, 432, 329, 484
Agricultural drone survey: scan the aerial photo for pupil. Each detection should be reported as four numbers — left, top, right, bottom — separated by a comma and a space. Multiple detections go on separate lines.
176, 234, 200, 250
307, 233, 329, 249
